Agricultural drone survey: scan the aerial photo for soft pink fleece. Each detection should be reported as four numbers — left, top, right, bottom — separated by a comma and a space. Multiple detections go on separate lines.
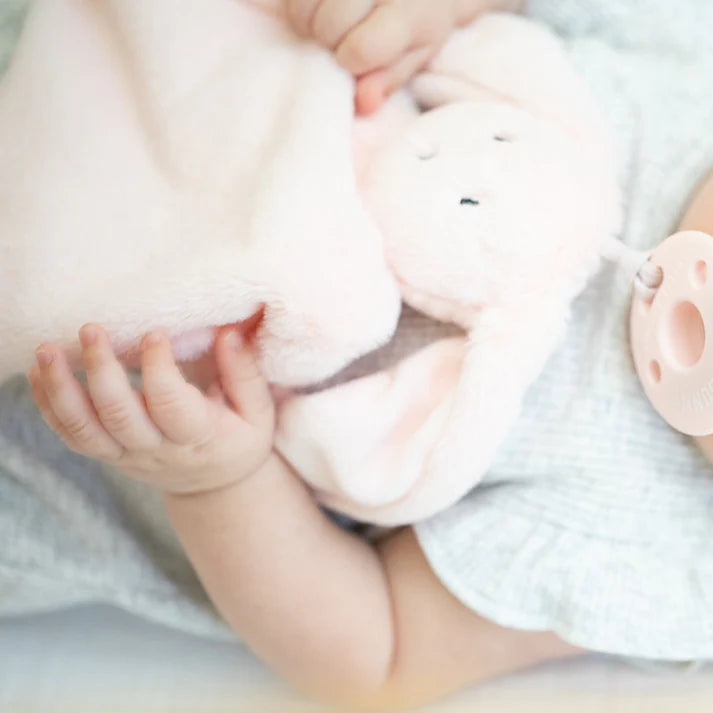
0, 1, 620, 523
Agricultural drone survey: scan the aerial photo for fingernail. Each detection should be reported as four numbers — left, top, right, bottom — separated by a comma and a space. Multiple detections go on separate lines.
35, 348, 54, 368
79, 325, 98, 347
143, 332, 164, 350
226, 329, 243, 350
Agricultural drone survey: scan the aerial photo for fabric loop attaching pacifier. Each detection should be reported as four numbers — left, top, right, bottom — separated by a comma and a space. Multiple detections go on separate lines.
629, 230, 713, 436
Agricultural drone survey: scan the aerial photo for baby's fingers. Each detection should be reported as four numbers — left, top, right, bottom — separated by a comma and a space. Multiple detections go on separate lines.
336, 3, 410, 76
28, 366, 65, 436
355, 45, 433, 115
30, 347, 124, 460
215, 329, 274, 429
140, 332, 212, 445
80, 325, 163, 451
311, 0, 374, 48
286, 0, 321, 36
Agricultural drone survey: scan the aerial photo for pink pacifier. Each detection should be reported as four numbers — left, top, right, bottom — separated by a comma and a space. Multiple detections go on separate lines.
630, 230, 713, 435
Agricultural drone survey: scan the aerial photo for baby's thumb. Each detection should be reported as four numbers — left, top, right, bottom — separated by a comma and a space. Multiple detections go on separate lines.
214, 329, 273, 425
355, 46, 434, 115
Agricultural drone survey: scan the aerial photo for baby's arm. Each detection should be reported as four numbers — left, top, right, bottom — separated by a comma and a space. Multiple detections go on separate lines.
29, 325, 576, 709
286, 0, 525, 115
165, 457, 575, 707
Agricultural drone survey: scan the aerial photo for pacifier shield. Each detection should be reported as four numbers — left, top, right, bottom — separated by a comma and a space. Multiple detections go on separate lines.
630, 231, 713, 435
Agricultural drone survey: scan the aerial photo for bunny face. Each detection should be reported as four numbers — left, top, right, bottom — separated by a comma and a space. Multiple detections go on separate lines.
363, 100, 609, 328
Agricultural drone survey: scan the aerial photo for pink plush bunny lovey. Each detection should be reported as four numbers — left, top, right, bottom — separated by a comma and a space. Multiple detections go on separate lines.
276, 15, 622, 524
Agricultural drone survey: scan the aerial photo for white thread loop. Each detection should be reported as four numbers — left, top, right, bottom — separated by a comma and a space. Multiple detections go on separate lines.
633, 260, 663, 300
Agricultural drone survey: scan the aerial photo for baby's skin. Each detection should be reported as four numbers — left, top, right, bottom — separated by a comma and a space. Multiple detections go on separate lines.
286, 0, 524, 114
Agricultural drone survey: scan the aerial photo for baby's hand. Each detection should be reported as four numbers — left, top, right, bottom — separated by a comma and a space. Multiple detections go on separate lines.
28, 325, 275, 495
287, 0, 458, 115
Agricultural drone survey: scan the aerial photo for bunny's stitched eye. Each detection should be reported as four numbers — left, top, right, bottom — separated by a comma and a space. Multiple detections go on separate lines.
460, 197, 480, 206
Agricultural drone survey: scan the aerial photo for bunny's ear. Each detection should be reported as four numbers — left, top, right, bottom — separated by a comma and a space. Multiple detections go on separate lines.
275, 296, 571, 525
412, 13, 606, 142
406, 298, 570, 516
275, 338, 466, 524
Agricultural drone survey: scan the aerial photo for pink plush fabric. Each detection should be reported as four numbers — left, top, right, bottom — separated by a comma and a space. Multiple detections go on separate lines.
276, 15, 621, 523
0, 0, 401, 385
0, 2, 620, 523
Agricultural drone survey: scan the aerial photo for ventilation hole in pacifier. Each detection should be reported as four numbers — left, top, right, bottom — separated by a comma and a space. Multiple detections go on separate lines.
692, 260, 708, 289
663, 301, 706, 368
649, 360, 662, 384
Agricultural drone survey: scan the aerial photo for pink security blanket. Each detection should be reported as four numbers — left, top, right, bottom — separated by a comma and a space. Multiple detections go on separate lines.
0, 0, 620, 523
